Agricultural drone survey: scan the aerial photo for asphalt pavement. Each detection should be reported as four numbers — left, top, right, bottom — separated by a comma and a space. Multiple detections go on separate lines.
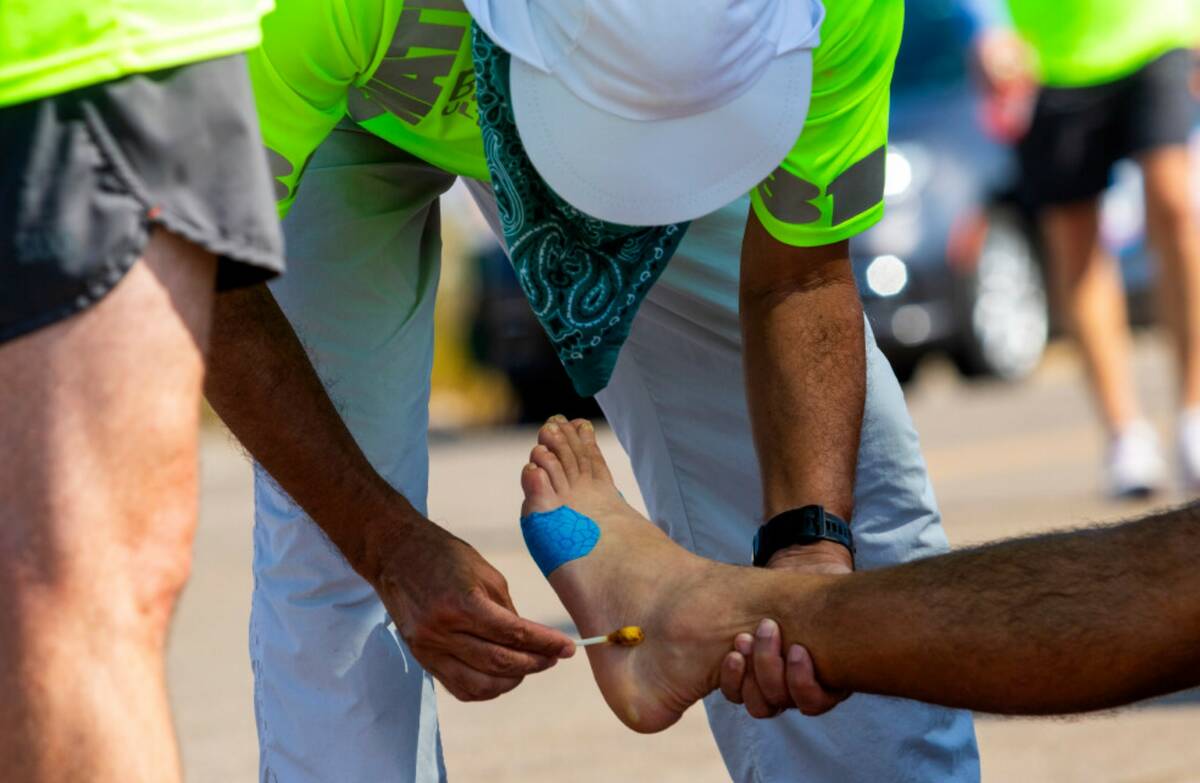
171, 334, 1200, 782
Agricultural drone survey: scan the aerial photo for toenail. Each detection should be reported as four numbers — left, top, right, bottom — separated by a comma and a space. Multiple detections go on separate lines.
755, 619, 775, 639
551, 414, 568, 424
580, 420, 594, 431
545, 423, 560, 434
788, 645, 805, 664
734, 634, 754, 655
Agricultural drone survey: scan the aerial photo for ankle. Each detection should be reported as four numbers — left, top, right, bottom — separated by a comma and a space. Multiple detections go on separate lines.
1109, 417, 1152, 441
743, 567, 838, 651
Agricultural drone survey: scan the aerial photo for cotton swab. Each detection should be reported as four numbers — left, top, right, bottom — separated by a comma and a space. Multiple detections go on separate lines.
573, 625, 645, 648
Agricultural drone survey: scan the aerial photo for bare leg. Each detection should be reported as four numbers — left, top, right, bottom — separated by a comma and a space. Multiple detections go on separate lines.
1043, 200, 1165, 495
0, 229, 215, 782
1043, 200, 1143, 434
521, 419, 1200, 723
1140, 145, 1200, 409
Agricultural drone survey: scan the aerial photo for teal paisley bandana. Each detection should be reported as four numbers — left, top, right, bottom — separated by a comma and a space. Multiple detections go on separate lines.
471, 25, 689, 397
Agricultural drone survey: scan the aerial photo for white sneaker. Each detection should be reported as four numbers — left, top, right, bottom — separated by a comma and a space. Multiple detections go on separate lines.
1177, 409, 1200, 494
1106, 420, 1166, 499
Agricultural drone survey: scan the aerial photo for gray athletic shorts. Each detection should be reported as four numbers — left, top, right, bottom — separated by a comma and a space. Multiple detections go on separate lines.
0, 54, 285, 344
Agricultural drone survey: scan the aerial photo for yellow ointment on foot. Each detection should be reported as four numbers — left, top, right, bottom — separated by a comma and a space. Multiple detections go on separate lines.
575, 625, 645, 648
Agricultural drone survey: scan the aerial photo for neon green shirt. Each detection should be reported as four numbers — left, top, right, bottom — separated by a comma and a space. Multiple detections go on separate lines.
1006, 0, 1198, 87
0, 1, 274, 108
251, 0, 485, 215
254, 0, 902, 249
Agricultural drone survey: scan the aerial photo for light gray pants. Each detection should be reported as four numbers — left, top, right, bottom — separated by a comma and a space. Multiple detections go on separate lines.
596, 198, 980, 782
251, 123, 980, 782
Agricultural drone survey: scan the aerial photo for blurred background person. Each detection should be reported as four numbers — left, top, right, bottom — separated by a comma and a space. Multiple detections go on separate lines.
970, 0, 1200, 498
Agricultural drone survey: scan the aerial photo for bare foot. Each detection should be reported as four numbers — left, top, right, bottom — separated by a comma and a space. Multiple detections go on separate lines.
520, 416, 756, 732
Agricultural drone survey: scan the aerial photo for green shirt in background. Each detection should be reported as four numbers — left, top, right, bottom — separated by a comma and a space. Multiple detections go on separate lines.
1005, 0, 1198, 87
0, 0, 275, 108
252, 0, 903, 249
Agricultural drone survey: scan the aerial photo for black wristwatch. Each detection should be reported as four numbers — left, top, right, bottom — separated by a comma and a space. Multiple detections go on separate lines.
752, 505, 854, 567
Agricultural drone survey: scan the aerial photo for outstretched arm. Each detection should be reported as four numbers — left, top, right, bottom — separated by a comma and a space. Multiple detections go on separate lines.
724, 503, 1200, 715
235, 0, 572, 699
207, 284, 574, 701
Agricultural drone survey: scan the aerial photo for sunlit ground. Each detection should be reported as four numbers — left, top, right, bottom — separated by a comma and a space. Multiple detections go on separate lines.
174, 332, 1199, 782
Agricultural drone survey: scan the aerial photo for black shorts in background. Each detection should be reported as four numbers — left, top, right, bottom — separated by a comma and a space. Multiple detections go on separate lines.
0, 54, 285, 345
1018, 48, 1198, 208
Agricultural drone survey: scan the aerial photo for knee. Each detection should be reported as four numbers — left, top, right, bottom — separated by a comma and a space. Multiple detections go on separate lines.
2, 500, 196, 647
1042, 203, 1103, 275
129, 516, 196, 631
1146, 191, 1197, 245
109, 450, 200, 632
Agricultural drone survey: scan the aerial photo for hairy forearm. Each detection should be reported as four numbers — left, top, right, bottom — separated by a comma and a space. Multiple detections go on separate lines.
739, 215, 864, 521
205, 284, 422, 583
763, 504, 1200, 713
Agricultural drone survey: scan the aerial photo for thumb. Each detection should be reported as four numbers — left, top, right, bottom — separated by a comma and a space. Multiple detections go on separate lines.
468, 594, 575, 659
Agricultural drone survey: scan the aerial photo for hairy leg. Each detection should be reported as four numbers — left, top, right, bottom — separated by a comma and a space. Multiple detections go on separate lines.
1042, 200, 1143, 433
522, 420, 1200, 723
0, 228, 215, 782
1140, 145, 1200, 408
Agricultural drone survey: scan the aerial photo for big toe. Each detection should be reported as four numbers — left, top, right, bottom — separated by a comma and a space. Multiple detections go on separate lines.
520, 463, 562, 516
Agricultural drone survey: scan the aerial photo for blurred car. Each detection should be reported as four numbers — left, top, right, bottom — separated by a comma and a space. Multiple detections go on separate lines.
852, 0, 1045, 383
861, 0, 1200, 383
469, 244, 602, 423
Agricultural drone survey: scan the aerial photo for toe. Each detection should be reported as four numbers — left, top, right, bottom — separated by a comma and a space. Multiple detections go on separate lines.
520, 464, 561, 516
530, 444, 569, 494
557, 417, 592, 477
573, 419, 613, 482
538, 417, 580, 479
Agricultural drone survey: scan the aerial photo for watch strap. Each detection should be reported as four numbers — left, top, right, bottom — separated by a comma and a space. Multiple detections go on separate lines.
752, 505, 854, 567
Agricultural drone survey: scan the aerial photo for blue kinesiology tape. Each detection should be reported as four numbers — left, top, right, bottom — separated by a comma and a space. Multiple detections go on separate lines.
520, 506, 601, 578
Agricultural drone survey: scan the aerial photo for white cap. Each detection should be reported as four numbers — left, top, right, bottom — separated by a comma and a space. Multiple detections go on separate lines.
466, 0, 824, 226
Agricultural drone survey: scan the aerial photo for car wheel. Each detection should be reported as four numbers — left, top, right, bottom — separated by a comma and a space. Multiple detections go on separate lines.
885, 350, 920, 385
952, 209, 1048, 380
